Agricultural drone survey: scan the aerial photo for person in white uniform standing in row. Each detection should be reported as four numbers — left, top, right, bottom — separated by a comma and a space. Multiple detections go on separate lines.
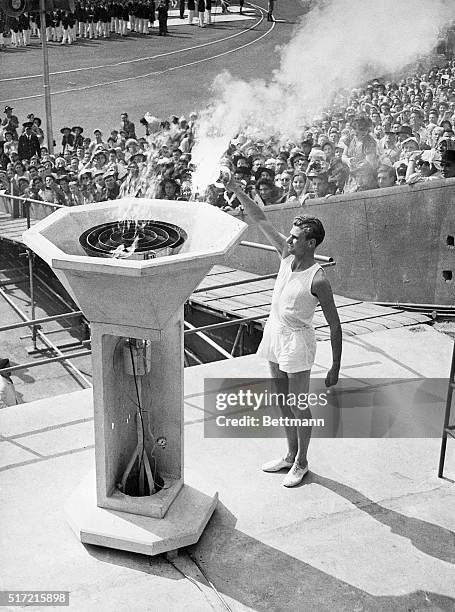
223, 174, 342, 487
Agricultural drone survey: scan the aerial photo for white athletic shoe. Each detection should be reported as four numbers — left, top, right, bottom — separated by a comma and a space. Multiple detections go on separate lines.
282, 464, 309, 487
262, 457, 294, 472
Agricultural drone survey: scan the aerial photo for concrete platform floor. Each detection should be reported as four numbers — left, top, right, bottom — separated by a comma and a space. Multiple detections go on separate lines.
1, 325, 455, 611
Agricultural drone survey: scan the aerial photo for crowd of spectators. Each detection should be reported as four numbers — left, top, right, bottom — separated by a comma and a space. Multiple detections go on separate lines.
0, 0, 236, 49
2, 57, 455, 210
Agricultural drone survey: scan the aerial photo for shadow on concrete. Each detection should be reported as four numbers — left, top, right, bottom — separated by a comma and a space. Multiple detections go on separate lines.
81, 500, 455, 611
188, 502, 455, 611
344, 334, 429, 378
311, 473, 455, 565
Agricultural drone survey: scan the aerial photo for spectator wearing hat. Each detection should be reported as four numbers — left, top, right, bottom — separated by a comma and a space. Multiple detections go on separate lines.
399, 136, 420, 162
124, 138, 140, 162
254, 165, 275, 183
439, 149, 455, 179
305, 163, 332, 199
54, 155, 69, 176
2, 107, 19, 141
132, 152, 147, 169
91, 150, 108, 173
60, 127, 75, 155
72, 126, 84, 149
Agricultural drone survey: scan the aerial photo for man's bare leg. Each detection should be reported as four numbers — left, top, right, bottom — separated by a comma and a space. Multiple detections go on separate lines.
287, 370, 312, 469
268, 361, 297, 463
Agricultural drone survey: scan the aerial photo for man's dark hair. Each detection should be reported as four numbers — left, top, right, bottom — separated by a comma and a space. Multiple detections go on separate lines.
293, 216, 325, 247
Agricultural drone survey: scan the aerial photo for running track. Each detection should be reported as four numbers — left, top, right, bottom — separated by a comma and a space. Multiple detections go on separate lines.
0, 1, 304, 136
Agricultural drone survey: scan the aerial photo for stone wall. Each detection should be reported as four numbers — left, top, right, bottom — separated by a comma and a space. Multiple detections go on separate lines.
227, 177, 455, 305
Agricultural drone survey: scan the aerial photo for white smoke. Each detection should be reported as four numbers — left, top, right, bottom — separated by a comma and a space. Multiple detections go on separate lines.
191, 0, 452, 191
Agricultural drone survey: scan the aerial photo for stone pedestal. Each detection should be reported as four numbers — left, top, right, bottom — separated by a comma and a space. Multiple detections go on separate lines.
65, 471, 218, 556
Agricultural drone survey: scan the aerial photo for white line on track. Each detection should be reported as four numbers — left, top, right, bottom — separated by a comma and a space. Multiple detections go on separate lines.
0, 4, 262, 83
0, 4, 274, 104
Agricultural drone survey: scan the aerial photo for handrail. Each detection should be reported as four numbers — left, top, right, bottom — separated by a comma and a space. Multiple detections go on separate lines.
193, 273, 278, 293
184, 314, 268, 335
0, 311, 83, 333
239, 240, 334, 263
0, 350, 92, 376
4, 193, 65, 209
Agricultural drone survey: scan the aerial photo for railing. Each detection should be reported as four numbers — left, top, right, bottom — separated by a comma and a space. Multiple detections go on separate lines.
0, 191, 64, 227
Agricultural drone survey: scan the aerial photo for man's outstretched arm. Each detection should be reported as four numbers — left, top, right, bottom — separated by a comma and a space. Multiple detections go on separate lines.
224, 175, 289, 259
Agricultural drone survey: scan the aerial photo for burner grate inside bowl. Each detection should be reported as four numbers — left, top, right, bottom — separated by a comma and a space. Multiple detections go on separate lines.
79, 220, 187, 259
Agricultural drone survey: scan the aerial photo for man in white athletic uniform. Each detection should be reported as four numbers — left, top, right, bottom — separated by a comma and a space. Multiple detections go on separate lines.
224, 175, 342, 487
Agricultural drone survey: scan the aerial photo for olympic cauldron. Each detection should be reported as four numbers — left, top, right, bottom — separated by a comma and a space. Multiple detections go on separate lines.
22, 198, 247, 556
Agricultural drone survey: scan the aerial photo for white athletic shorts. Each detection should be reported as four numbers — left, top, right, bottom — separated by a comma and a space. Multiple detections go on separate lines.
256, 318, 316, 374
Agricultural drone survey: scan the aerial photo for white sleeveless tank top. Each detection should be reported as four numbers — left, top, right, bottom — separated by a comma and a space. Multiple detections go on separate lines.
269, 256, 321, 331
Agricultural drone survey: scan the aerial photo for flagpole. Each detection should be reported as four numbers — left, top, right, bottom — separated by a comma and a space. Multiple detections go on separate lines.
39, 0, 54, 154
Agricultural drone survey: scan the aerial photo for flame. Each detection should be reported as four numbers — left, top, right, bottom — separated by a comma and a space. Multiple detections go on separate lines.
126, 234, 140, 256
111, 244, 126, 258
